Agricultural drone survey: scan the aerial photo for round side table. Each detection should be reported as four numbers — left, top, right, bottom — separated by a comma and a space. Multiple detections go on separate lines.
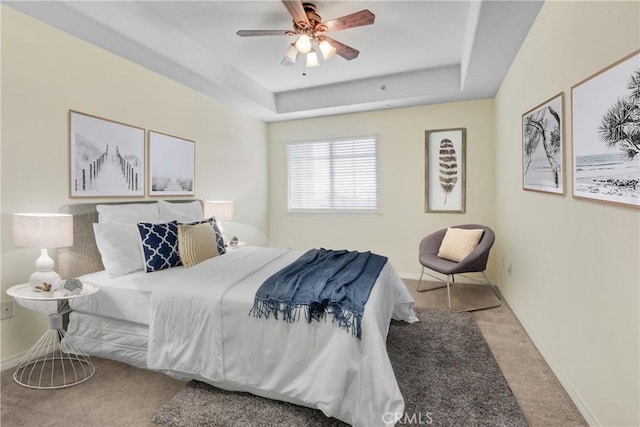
6, 282, 100, 389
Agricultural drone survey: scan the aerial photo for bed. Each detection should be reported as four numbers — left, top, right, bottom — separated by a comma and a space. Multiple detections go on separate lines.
58, 200, 418, 427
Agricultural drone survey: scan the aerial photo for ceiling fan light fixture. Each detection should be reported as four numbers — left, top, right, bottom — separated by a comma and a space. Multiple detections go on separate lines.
295, 34, 312, 54
282, 43, 298, 65
306, 50, 319, 67
318, 39, 336, 60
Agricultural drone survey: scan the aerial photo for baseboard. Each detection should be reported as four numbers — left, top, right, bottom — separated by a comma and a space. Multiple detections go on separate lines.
1, 351, 25, 372
499, 288, 599, 427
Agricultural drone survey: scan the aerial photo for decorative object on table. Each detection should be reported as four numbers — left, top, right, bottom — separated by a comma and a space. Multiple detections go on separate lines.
149, 131, 195, 196
35, 282, 52, 292
63, 278, 83, 294
229, 236, 239, 247
522, 93, 564, 194
571, 49, 640, 208
12, 213, 74, 290
425, 128, 466, 213
204, 201, 234, 244
69, 110, 145, 198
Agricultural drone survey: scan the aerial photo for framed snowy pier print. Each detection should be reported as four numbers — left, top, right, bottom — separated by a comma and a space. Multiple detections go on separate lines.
425, 128, 466, 213
571, 50, 640, 208
148, 131, 195, 196
69, 111, 145, 198
522, 93, 564, 194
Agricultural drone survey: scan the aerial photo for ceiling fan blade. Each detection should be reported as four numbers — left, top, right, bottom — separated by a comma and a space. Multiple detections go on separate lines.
281, 0, 310, 28
322, 36, 359, 60
323, 10, 375, 33
236, 30, 292, 37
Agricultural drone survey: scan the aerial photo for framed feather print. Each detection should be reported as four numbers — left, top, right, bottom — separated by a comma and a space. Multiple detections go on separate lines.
425, 128, 466, 213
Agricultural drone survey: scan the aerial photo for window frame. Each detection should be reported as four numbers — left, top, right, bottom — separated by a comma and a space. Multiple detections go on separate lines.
285, 134, 381, 215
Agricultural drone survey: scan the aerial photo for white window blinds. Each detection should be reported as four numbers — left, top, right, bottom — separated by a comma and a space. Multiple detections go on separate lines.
287, 135, 379, 213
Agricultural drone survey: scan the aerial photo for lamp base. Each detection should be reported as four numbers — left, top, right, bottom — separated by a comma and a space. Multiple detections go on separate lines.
29, 270, 61, 291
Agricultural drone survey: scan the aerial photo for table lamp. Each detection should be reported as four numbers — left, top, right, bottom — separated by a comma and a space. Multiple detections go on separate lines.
204, 201, 234, 243
13, 213, 74, 289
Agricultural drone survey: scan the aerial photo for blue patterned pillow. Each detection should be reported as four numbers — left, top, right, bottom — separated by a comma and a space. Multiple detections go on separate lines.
183, 217, 226, 255
137, 221, 182, 272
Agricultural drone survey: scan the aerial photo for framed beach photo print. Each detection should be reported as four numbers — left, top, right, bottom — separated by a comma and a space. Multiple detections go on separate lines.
522, 93, 564, 194
69, 110, 145, 198
148, 131, 195, 196
425, 128, 466, 213
572, 50, 640, 208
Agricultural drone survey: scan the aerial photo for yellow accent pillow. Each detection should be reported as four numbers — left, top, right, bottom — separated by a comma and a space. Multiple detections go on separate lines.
178, 223, 220, 268
437, 228, 484, 262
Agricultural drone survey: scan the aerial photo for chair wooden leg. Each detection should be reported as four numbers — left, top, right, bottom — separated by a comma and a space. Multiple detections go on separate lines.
446, 275, 452, 310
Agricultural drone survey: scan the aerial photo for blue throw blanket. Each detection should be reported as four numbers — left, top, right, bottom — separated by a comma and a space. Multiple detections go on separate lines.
250, 248, 388, 339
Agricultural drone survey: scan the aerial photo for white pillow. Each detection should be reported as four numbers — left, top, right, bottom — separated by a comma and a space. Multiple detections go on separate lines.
158, 200, 203, 223
97, 203, 160, 224
93, 223, 144, 277
437, 228, 484, 263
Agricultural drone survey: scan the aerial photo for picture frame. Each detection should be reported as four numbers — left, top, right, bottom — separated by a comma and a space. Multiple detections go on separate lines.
522, 93, 564, 194
148, 131, 195, 196
69, 110, 145, 198
425, 128, 466, 213
571, 50, 640, 208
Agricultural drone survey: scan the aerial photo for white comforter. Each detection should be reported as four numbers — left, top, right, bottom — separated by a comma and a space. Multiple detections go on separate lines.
146, 246, 418, 427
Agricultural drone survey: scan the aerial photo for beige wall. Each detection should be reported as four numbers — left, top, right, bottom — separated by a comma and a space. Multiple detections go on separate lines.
494, 1, 639, 426
0, 7, 269, 361
268, 99, 496, 277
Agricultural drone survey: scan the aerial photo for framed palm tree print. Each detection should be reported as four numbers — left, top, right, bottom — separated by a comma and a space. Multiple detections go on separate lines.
522, 93, 564, 194
572, 50, 639, 208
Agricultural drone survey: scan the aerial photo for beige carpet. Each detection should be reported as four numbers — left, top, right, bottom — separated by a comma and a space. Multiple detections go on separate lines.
0, 280, 587, 426
151, 308, 527, 426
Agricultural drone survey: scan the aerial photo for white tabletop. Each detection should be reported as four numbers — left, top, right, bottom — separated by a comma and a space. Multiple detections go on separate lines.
7, 282, 100, 302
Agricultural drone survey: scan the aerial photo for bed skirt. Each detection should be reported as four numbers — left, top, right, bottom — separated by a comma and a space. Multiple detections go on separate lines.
64, 312, 149, 369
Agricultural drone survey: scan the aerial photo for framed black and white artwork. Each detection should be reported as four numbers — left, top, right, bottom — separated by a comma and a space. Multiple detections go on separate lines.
69, 110, 145, 198
572, 50, 639, 208
148, 131, 195, 196
522, 93, 564, 194
425, 128, 466, 213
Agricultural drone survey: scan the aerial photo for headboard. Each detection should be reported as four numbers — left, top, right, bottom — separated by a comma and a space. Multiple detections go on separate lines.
58, 200, 201, 278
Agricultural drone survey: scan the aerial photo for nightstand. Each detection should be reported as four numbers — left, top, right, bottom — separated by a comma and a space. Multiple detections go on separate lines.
6, 282, 100, 389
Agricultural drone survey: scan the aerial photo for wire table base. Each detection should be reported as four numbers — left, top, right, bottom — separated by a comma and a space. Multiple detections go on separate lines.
13, 313, 95, 389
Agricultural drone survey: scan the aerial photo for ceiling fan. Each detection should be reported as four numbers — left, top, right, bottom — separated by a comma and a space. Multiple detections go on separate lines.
236, 1, 375, 69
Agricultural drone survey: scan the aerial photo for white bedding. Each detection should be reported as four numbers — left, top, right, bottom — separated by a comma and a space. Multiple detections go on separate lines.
72, 246, 418, 427
72, 269, 157, 325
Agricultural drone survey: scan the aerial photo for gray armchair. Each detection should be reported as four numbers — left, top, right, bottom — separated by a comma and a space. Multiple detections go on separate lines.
417, 224, 501, 312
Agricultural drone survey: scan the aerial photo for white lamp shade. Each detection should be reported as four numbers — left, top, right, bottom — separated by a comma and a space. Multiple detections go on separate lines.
282, 44, 298, 65
306, 50, 319, 67
204, 201, 234, 222
13, 213, 73, 249
319, 40, 336, 60
294, 34, 312, 54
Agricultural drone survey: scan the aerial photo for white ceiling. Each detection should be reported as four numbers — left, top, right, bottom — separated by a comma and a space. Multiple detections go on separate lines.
6, 0, 543, 122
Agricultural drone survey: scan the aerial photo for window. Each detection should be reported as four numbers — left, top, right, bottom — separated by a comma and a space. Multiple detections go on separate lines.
286, 135, 379, 214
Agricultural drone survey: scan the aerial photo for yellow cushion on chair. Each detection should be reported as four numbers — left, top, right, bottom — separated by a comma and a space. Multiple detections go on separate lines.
437, 227, 484, 262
